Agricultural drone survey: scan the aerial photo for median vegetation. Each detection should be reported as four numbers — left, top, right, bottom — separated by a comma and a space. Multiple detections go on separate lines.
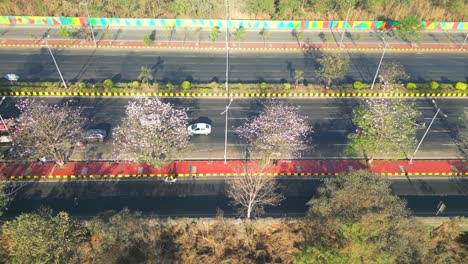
2, 0, 466, 21
1, 79, 466, 95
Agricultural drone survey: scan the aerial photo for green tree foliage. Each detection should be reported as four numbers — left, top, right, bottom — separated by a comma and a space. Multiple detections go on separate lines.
347, 85, 420, 162
103, 79, 114, 89
317, 53, 350, 87
259, 81, 268, 89
246, 0, 275, 18
2, 208, 88, 264
138, 65, 153, 89
455, 82, 467, 91
353, 81, 364, 89
310, 0, 357, 13
181, 80, 191, 91
143, 34, 152, 46
294, 70, 304, 87
275, 0, 304, 19
396, 15, 425, 44
430, 81, 440, 90
58, 26, 79, 39
209, 25, 220, 43
303, 170, 430, 264
234, 26, 247, 42
406, 82, 417, 89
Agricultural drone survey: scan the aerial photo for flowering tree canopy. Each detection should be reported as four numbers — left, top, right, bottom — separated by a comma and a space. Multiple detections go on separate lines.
347, 83, 420, 162
237, 100, 312, 165
113, 98, 190, 168
11, 99, 85, 164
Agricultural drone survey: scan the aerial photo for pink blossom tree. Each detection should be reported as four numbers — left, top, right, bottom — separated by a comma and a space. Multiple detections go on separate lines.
237, 100, 312, 166
113, 98, 190, 168
347, 81, 421, 163
11, 99, 85, 165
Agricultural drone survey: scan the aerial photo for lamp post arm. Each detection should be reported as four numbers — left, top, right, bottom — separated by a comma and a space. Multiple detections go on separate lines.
409, 107, 440, 163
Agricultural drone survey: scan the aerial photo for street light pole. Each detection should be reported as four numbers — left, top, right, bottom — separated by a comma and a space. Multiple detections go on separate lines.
339, 0, 352, 48
462, 33, 468, 49
45, 36, 68, 89
222, 0, 231, 164
370, 38, 388, 90
83, 0, 96, 47
221, 98, 233, 164
409, 100, 447, 164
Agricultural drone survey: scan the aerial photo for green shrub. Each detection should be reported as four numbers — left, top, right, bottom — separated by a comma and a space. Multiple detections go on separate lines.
210, 81, 218, 90
76, 82, 86, 90
353, 81, 364, 89
131, 81, 140, 88
259, 82, 267, 89
166, 82, 173, 89
143, 34, 152, 46
181, 81, 191, 91
430, 81, 439, 90
455, 82, 467, 91
406, 82, 417, 89
103, 79, 114, 89
283, 83, 291, 90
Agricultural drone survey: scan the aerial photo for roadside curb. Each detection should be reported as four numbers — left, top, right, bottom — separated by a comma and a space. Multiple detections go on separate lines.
2, 91, 467, 98
0, 43, 466, 52
7, 171, 468, 181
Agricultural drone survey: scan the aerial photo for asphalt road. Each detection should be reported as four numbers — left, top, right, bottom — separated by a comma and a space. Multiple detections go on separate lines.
0, 97, 465, 160
0, 48, 466, 84
3, 178, 468, 219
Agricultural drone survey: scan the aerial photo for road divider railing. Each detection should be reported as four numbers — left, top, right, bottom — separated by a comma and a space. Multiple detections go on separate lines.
1, 90, 467, 98
1, 160, 466, 181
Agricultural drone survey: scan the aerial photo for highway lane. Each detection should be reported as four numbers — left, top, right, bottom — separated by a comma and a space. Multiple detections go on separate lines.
0, 48, 466, 83
3, 178, 468, 219
0, 97, 465, 160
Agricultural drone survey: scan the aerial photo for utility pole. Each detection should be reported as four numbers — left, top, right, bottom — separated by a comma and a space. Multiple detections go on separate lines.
339, 0, 352, 48
370, 37, 388, 90
82, 0, 97, 47
222, 0, 230, 164
409, 100, 447, 164
45, 35, 68, 89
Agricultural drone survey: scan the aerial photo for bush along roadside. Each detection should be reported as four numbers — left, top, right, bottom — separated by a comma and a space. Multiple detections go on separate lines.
0, 80, 467, 96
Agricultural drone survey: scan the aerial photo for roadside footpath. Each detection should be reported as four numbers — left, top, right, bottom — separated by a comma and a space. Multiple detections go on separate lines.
0, 25, 467, 51
0, 38, 466, 51
1, 159, 467, 180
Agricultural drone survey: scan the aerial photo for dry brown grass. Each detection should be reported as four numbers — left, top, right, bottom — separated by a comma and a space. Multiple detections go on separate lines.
0, 0, 466, 21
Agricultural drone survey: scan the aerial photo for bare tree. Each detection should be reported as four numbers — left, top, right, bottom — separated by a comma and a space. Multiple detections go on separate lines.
227, 174, 284, 219
11, 99, 85, 165
113, 98, 190, 168
236, 100, 312, 166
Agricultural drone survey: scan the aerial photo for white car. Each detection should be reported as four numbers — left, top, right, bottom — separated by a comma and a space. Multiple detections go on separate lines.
188, 123, 211, 135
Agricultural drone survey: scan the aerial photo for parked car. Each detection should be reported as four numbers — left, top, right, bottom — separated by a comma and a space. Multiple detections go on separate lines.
83, 128, 107, 142
188, 123, 211, 135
